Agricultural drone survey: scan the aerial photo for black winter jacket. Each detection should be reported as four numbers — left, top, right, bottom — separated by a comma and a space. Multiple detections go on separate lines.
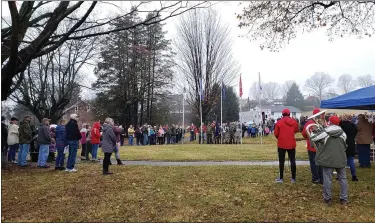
339, 120, 357, 157
65, 119, 82, 141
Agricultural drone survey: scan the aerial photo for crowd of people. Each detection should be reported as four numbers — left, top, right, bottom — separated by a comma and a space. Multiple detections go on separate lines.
1, 109, 375, 204
274, 108, 375, 206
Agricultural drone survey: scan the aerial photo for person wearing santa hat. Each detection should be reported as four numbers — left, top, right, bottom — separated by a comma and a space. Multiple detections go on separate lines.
302, 108, 325, 184
314, 115, 349, 206
274, 108, 299, 183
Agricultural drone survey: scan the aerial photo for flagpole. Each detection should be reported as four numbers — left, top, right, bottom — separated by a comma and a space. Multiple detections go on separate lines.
200, 78, 203, 145
239, 73, 243, 145
182, 88, 185, 144
258, 72, 263, 145
221, 78, 223, 145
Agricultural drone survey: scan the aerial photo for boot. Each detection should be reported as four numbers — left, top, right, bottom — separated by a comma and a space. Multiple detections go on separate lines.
117, 159, 123, 165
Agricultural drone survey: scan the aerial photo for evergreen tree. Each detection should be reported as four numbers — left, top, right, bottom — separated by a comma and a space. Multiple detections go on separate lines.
285, 83, 305, 110
210, 85, 240, 123
92, 11, 174, 126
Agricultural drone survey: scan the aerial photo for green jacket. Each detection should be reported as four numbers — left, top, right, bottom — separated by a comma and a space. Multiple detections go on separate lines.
315, 125, 347, 169
19, 120, 32, 144
207, 125, 213, 134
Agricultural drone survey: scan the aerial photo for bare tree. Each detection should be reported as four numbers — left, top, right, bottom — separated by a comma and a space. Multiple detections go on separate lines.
249, 81, 261, 101
356, 74, 374, 88
281, 80, 296, 99
305, 72, 334, 102
9, 37, 96, 123
262, 82, 280, 100
174, 9, 239, 122
237, 1, 375, 51
1, 1, 212, 101
337, 74, 357, 94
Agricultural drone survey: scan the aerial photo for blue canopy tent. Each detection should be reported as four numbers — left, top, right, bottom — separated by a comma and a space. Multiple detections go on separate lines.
320, 85, 375, 110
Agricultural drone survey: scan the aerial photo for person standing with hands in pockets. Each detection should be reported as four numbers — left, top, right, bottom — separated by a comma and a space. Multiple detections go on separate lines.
274, 108, 299, 183
102, 118, 116, 175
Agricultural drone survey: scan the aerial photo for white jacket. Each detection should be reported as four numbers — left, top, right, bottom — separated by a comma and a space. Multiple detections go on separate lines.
7, 124, 19, 145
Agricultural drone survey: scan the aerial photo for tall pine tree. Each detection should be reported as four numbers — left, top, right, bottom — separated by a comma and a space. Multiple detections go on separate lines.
285, 83, 305, 110
92, 11, 174, 126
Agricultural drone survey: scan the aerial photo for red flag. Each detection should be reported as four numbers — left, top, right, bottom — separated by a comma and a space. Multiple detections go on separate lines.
239, 74, 243, 97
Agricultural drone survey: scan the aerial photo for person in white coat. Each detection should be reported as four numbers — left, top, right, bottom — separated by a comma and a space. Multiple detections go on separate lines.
7, 117, 19, 163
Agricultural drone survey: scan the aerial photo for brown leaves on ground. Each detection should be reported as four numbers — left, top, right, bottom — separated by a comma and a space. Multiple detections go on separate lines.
2, 164, 375, 222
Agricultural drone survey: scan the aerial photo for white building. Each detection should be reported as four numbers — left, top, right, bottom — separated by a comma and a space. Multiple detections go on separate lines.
239, 105, 302, 125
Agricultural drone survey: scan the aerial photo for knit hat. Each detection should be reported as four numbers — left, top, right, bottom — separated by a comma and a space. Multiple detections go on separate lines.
313, 108, 321, 115
282, 108, 290, 116
329, 115, 340, 125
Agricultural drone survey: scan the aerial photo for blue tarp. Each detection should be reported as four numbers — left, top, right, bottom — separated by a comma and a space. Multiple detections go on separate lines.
320, 85, 375, 110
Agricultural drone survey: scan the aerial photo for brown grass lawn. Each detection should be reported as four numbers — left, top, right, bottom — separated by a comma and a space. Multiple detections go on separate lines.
100, 134, 309, 161
2, 163, 375, 222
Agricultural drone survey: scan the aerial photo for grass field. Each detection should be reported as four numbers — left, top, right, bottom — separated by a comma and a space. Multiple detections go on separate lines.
96, 134, 309, 161
2, 164, 375, 222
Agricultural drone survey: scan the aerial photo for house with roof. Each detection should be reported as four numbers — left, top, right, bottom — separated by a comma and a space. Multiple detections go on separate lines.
254, 105, 302, 120
239, 105, 301, 125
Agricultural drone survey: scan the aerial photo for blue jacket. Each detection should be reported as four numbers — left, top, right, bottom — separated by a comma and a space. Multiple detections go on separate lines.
55, 125, 67, 147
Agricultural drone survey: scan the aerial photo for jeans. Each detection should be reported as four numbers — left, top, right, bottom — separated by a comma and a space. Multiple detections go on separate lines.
171, 136, 176, 144
128, 136, 134, 146
37, 144, 50, 167
8, 144, 18, 162
308, 150, 323, 182
278, 148, 296, 180
143, 133, 148, 145
347, 156, 357, 177
114, 145, 120, 160
17, 144, 30, 166
322, 167, 348, 202
91, 144, 99, 160
167, 135, 171, 144
55, 146, 65, 167
67, 140, 78, 170
357, 144, 371, 167
136, 135, 141, 145
190, 131, 194, 141
103, 152, 112, 173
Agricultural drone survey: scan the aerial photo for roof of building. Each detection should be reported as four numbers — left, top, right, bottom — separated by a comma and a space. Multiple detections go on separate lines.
254, 105, 301, 113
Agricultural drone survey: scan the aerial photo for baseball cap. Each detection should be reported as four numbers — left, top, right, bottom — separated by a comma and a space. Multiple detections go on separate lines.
329, 116, 340, 125
313, 108, 321, 115
282, 108, 290, 116
11, 117, 18, 121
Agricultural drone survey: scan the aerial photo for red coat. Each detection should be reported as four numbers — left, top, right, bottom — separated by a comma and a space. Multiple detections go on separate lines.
302, 119, 317, 152
91, 122, 101, 144
274, 116, 299, 150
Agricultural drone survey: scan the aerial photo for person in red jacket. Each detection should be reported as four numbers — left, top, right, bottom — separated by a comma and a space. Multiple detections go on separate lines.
274, 108, 299, 183
302, 108, 325, 184
90, 122, 101, 162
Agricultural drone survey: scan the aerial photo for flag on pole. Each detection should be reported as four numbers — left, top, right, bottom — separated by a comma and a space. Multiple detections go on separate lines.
222, 80, 226, 100
239, 74, 243, 98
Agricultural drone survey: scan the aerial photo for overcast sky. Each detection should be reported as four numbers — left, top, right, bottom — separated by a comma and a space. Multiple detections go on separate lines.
178, 1, 375, 98
101, 1, 375, 98
2, 1, 374, 100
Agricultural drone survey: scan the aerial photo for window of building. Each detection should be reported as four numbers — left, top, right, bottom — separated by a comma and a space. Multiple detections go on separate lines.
292, 112, 296, 115
271, 112, 274, 115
